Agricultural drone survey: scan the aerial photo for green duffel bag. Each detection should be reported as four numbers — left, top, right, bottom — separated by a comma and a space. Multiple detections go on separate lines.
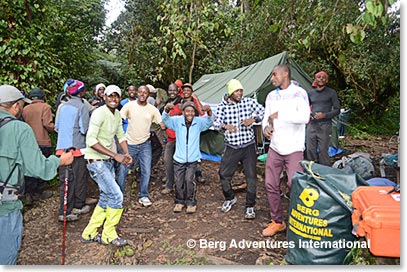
285, 161, 369, 265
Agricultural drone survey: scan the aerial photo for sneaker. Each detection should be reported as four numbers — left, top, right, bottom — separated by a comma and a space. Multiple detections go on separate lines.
245, 207, 256, 220
173, 204, 184, 213
186, 205, 197, 214
80, 233, 102, 244
221, 197, 237, 213
58, 214, 80, 222
138, 197, 152, 207
72, 205, 91, 215
262, 221, 286, 237
101, 236, 128, 247
110, 237, 128, 247
40, 190, 53, 200
161, 187, 173, 194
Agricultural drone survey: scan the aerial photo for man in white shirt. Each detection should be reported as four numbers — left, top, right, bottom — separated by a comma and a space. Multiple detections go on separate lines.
261, 65, 310, 237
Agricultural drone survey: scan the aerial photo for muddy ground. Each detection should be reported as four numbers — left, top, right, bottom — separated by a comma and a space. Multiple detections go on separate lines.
17, 134, 399, 266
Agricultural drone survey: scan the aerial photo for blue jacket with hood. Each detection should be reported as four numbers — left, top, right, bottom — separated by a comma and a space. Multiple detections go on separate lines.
162, 111, 214, 163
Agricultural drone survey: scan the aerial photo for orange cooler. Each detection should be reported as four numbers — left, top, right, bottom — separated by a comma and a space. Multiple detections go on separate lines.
351, 186, 400, 257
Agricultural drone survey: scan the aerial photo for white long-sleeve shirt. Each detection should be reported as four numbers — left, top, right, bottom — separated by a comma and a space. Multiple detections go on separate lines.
262, 83, 310, 155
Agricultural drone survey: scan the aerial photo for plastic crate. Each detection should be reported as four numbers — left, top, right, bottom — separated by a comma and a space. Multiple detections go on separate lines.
351, 186, 400, 257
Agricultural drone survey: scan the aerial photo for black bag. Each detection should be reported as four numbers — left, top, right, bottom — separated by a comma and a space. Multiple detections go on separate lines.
150, 131, 162, 167
285, 161, 369, 265
332, 152, 375, 180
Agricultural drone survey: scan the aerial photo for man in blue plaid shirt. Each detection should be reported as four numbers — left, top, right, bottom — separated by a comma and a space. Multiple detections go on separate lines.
213, 79, 265, 219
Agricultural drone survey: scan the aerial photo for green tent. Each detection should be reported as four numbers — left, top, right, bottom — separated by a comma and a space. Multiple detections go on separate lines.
196, 51, 313, 158
193, 51, 313, 105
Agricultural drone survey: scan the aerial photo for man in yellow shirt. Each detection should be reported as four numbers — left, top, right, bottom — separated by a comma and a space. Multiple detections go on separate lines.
118, 85, 164, 206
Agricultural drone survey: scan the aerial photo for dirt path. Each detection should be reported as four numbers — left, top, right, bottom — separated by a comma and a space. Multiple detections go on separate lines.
17, 135, 399, 265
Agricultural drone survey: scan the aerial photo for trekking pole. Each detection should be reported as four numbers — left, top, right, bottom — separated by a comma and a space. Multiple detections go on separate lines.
61, 147, 75, 265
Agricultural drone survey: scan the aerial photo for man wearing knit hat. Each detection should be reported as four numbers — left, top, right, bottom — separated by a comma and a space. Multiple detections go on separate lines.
55, 79, 91, 222
22, 87, 55, 205
213, 79, 265, 220
88, 83, 106, 108
306, 71, 340, 166
162, 100, 214, 213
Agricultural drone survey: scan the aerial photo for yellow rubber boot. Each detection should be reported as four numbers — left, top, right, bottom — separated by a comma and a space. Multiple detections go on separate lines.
81, 205, 106, 241
101, 207, 127, 246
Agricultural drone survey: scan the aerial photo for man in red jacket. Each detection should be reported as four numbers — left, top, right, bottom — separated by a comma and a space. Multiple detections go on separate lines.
161, 83, 183, 194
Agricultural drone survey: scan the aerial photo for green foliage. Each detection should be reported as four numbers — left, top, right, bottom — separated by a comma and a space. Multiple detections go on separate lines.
349, 94, 399, 135
161, 240, 207, 265
113, 245, 135, 258
347, 0, 396, 43
0, 0, 62, 94
154, 0, 238, 83
343, 247, 377, 265
0, 0, 107, 109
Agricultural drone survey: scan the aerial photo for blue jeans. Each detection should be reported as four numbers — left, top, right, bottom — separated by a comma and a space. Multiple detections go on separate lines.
0, 210, 23, 265
87, 161, 123, 209
118, 140, 152, 198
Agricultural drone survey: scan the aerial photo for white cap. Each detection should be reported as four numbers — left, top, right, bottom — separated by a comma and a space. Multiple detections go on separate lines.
104, 85, 122, 97
0, 85, 31, 104
146, 84, 156, 93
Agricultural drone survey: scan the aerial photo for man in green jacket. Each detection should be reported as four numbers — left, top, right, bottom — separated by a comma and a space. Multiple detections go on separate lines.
0, 85, 73, 265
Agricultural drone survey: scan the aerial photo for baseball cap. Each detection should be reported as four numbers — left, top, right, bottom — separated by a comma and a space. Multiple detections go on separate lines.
29, 87, 45, 100
0, 85, 32, 104
104, 85, 122, 97
181, 83, 193, 92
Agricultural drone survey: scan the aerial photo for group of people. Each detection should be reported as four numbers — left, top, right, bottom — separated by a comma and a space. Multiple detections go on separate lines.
0, 64, 340, 264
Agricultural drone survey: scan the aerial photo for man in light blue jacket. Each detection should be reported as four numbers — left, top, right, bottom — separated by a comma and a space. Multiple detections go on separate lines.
162, 101, 213, 214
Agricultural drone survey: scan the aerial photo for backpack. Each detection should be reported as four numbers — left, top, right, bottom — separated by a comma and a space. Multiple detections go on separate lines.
332, 152, 375, 180
0, 116, 20, 202
0, 116, 16, 128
